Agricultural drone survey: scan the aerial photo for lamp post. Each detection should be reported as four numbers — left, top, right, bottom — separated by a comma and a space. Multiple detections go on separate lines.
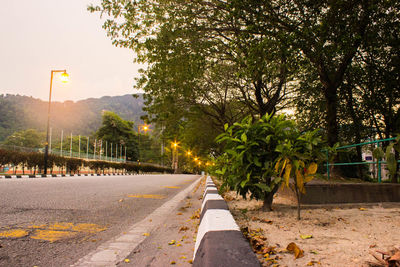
44, 70, 69, 175
138, 124, 150, 162
171, 140, 179, 173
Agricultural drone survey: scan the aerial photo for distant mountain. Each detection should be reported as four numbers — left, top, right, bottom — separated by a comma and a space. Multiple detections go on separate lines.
0, 94, 146, 141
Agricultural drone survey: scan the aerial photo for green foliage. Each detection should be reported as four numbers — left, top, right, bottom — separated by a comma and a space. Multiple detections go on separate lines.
274, 129, 326, 219
214, 114, 298, 210
214, 114, 326, 212
3, 129, 45, 148
373, 136, 400, 181
96, 111, 138, 161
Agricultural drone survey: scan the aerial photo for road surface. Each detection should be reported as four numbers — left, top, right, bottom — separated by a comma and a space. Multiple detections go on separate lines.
0, 174, 200, 266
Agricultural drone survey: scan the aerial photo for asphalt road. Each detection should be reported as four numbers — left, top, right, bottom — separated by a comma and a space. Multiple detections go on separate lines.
0, 174, 200, 266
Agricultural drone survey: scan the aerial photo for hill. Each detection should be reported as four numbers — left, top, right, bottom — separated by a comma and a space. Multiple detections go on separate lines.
0, 94, 145, 141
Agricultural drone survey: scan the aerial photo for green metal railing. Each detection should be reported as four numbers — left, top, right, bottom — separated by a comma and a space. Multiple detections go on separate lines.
49, 149, 126, 163
325, 137, 399, 183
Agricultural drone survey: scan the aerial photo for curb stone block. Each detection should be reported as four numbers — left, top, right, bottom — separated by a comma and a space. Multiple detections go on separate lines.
193, 176, 260, 267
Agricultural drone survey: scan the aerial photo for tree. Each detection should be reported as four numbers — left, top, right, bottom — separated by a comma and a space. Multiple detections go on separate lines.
96, 111, 138, 161
88, 0, 297, 155
3, 129, 45, 148
274, 130, 326, 219
214, 114, 325, 213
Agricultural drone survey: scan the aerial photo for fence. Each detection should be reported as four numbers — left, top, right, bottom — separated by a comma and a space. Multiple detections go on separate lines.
0, 144, 127, 163
325, 137, 399, 182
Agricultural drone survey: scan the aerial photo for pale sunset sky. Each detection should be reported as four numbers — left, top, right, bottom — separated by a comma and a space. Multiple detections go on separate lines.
0, 0, 143, 102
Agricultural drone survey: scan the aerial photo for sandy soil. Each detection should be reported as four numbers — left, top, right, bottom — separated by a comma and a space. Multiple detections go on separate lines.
223, 190, 400, 267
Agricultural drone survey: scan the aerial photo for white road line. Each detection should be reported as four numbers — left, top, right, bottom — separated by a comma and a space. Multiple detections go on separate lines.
71, 176, 202, 267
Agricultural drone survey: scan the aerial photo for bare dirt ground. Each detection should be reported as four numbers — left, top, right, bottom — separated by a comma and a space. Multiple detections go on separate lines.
223, 189, 400, 267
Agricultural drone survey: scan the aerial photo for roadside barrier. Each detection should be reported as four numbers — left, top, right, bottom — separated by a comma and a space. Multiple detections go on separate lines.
193, 176, 260, 267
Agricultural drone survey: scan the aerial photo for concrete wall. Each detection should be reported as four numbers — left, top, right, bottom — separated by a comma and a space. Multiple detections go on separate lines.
279, 183, 400, 204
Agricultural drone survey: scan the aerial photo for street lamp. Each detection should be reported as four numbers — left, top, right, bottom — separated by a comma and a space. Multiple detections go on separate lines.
138, 124, 150, 162
171, 140, 179, 173
44, 70, 69, 175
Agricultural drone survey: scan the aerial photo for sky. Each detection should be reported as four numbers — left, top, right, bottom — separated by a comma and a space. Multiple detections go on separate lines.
0, 0, 143, 102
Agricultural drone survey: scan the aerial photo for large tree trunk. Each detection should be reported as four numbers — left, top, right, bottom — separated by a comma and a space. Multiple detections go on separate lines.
262, 185, 279, 211
324, 85, 339, 147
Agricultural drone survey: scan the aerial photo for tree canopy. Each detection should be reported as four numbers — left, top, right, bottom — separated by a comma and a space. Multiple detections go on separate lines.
3, 129, 45, 148
89, 0, 400, 164
96, 111, 138, 161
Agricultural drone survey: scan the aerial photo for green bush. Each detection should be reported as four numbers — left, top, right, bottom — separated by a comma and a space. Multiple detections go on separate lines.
214, 114, 325, 212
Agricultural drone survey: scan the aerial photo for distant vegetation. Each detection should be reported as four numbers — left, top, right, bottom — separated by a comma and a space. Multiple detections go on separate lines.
0, 94, 146, 141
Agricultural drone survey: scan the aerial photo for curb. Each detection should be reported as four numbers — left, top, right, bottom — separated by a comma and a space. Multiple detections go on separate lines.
0, 173, 135, 179
193, 176, 260, 267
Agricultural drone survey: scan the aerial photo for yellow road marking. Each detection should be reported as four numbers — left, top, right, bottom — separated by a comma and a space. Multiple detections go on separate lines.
72, 223, 107, 233
128, 194, 166, 199
1, 222, 107, 242
0, 229, 29, 238
164, 186, 181, 189
31, 230, 78, 242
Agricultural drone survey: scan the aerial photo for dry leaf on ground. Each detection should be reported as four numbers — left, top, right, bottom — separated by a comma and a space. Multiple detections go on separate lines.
287, 242, 304, 259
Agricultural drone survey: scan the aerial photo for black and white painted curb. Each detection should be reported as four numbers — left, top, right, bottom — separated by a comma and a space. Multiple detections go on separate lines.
0, 173, 138, 179
193, 176, 260, 267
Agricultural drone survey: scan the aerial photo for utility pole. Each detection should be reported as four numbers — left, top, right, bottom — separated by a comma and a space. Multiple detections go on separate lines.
70, 133, 72, 157
78, 135, 81, 158
86, 136, 89, 160
60, 130, 63, 157
49, 127, 52, 154
94, 139, 96, 159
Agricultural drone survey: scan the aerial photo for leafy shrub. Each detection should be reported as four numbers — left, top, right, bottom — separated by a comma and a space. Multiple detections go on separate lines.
214, 114, 325, 212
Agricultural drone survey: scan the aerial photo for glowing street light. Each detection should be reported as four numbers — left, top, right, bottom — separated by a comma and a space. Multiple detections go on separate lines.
44, 70, 69, 175
171, 140, 179, 173
171, 140, 179, 150
186, 150, 192, 157
138, 124, 151, 162
60, 71, 69, 83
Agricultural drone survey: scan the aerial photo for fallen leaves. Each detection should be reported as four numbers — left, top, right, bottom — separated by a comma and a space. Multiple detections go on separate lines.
251, 217, 273, 224
168, 240, 176, 245
369, 247, 400, 266
143, 233, 150, 236
286, 242, 304, 259
124, 259, 130, 263
300, 234, 313, 239
190, 209, 200, 219
179, 226, 189, 232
